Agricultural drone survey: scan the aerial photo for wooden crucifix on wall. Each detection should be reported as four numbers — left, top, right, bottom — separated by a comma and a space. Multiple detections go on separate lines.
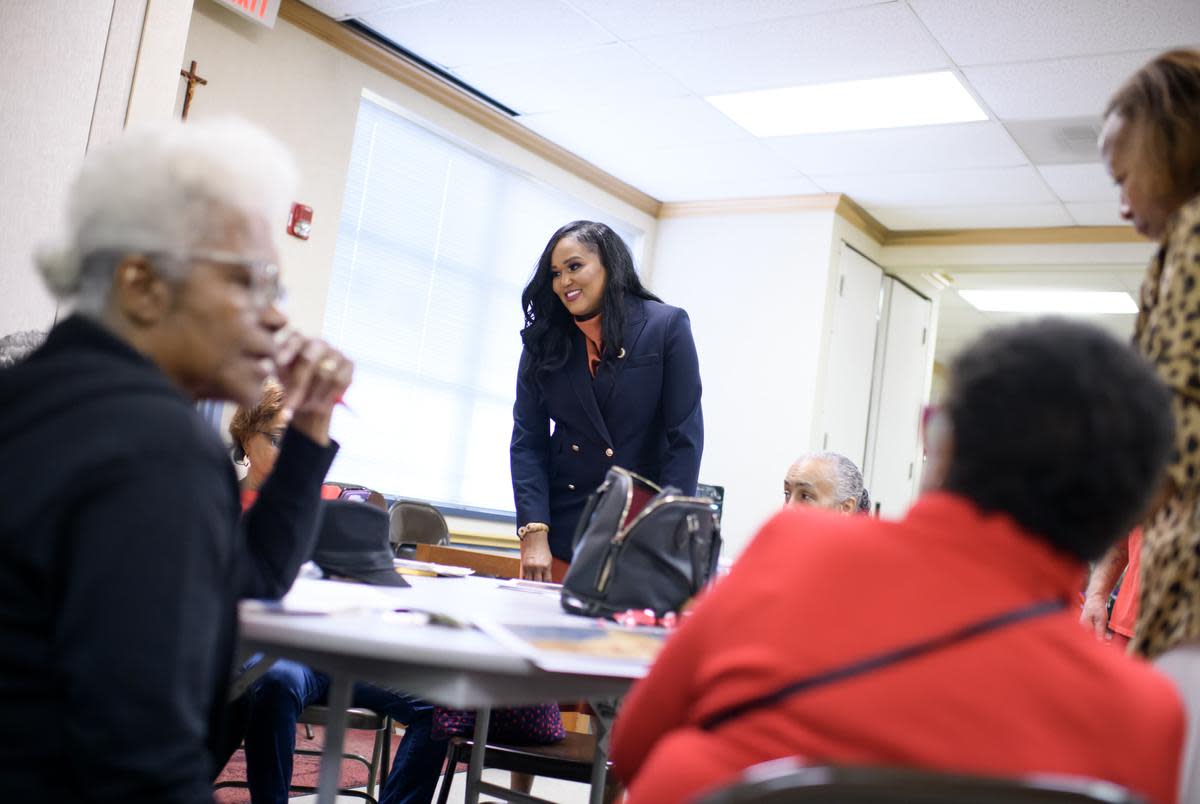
179, 60, 207, 121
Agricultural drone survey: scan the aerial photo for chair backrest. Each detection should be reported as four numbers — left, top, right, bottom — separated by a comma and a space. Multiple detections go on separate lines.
324, 481, 388, 511
389, 500, 450, 549
697, 761, 1145, 804
1155, 641, 1200, 804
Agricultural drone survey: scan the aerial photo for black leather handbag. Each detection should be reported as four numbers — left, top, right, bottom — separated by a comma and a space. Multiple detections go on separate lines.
561, 467, 722, 617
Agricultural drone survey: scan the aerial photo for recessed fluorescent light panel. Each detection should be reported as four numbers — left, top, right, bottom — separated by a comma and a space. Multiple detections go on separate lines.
958, 290, 1138, 315
706, 71, 987, 137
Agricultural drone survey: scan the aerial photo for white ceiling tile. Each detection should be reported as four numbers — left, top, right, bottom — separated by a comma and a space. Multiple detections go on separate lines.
629, 3, 947, 95
931, 268, 1143, 361
868, 203, 1073, 230
909, 0, 1200, 65
1037, 163, 1117, 203
299, 0, 437, 21
637, 172, 824, 203
951, 271, 1139, 291
816, 166, 1058, 207
518, 97, 752, 159
963, 50, 1166, 120
590, 140, 819, 201
1066, 202, 1128, 226
765, 122, 1027, 176
566, 0, 882, 40
450, 43, 689, 115
358, 0, 614, 70
934, 277, 1139, 359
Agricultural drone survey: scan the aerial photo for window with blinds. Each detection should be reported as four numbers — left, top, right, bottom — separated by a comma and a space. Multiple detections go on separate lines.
321, 95, 642, 514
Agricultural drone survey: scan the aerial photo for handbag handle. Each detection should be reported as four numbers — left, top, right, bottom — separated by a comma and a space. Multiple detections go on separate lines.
569, 476, 613, 553
698, 598, 1067, 732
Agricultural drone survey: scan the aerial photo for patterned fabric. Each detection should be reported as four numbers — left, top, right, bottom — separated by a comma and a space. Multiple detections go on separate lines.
432, 703, 565, 745
1131, 193, 1200, 659
1134, 488, 1200, 658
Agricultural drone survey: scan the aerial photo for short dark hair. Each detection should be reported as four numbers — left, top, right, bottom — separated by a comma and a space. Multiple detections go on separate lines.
941, 318, 1173, 561
519, 221, 660, 384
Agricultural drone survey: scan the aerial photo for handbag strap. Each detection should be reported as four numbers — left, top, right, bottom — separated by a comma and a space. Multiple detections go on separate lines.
697, 598, 1067, 732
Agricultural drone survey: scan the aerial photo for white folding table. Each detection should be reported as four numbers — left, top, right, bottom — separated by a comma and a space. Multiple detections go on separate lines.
237, 575, 648, 804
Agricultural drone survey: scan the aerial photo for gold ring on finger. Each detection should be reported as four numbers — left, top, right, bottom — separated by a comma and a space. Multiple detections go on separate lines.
318, 357, 338, 374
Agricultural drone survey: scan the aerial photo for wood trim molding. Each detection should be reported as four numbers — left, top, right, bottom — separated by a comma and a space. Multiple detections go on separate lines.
883, 225, 1146, 247
277, 0, 661, 218
834, 195, 889, 243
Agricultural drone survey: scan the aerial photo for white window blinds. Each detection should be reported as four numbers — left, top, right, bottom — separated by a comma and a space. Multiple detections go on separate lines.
321, 95, 642, 514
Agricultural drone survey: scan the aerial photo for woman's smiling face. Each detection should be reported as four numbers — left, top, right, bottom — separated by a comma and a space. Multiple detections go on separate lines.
550, 235, 607, 317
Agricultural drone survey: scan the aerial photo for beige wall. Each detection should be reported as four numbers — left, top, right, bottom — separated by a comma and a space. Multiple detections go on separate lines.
180, 0, 656, 337
0, 0, 190, 335
1, 1, 121, 333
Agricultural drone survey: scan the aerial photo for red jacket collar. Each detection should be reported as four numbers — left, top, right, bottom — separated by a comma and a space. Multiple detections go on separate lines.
902, 492, 1087, 602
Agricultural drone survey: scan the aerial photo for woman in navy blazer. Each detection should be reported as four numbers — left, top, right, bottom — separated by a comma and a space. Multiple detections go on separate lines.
510, 221, 704, 580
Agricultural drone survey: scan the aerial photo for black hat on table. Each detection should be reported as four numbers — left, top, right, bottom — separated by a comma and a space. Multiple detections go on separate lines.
312, 500, 409, 588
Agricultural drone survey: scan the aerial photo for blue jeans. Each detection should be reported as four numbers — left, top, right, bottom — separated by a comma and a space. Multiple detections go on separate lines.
242, 658, 446, 804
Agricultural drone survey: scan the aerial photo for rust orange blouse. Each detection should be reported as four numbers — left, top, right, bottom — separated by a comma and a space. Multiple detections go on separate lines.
575, 315, 603, 377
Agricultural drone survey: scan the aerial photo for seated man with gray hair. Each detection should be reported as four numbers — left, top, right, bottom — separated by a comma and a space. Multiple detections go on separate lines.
0, 119, 353, 803
783, 451, 870, 514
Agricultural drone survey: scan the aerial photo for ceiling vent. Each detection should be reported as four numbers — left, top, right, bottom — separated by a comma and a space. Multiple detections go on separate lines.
1057, 123, 1102, 156
1006, 117, 1103, 165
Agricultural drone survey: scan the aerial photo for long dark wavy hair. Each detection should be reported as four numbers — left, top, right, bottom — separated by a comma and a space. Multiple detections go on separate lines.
519, 221, 660, 385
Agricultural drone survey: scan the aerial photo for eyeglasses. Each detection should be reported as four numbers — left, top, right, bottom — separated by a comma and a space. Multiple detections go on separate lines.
182, 249, 284, 309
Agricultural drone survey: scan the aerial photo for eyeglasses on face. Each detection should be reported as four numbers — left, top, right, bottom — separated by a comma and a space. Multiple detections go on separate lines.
181, 249, 285, 309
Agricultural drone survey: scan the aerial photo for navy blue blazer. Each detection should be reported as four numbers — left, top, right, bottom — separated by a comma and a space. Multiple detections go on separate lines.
510, 296, 704, 561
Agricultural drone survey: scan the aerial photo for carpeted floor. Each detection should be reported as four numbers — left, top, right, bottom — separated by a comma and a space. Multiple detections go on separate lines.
214, 725, 383, 803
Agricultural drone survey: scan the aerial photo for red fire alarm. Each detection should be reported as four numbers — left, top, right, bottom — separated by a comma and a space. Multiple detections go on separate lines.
287, 203, 313, 240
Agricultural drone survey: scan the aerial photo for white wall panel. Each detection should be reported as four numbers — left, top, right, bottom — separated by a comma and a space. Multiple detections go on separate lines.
864, 279, 933, 517
0, 1, 116, 333
649, 209, 838, 555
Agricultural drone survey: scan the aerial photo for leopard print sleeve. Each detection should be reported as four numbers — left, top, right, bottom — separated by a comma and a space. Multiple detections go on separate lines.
1134, 195, 1200, 492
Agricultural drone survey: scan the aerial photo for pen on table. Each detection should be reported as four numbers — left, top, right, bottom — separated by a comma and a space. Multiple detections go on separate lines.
393, 608, 469, 629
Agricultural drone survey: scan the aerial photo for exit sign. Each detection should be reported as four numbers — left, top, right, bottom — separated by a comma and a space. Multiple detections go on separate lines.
212, 0, 281, 28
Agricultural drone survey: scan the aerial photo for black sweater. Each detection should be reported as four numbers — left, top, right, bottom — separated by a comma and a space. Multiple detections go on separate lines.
0, 316, 336, 803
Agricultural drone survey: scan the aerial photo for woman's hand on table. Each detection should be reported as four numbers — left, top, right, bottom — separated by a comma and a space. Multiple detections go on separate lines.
520, 529, 554, 583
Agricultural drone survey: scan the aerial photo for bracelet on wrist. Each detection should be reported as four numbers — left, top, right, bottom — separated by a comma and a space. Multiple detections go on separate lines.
517, 522, 549, 541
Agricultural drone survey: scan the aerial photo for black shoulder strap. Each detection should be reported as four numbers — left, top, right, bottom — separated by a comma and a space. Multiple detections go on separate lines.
698, 598, 1067, 732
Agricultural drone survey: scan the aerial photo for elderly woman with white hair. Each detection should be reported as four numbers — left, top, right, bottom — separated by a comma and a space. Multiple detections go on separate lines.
783, 451, 871, 514
0, 119, 352, 803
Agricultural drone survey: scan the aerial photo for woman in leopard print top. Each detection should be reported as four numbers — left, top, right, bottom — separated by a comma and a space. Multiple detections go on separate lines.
1101, 49, 1200, 658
